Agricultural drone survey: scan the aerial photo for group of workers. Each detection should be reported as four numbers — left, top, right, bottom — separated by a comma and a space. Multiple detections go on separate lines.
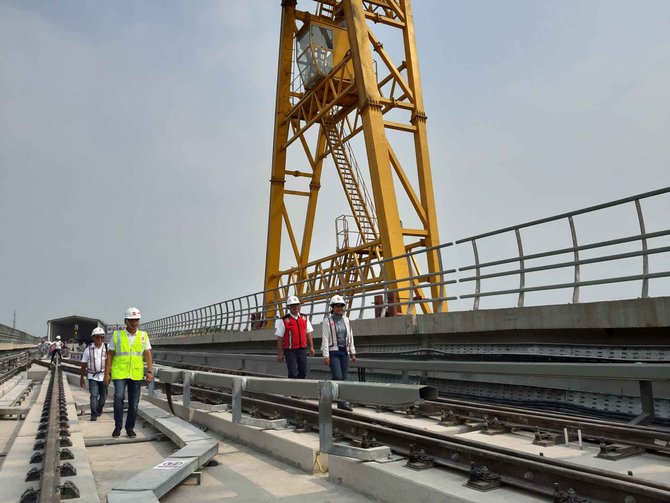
276, 294, 356, 410
78, 307, 153, 438
73, 295, 355, 438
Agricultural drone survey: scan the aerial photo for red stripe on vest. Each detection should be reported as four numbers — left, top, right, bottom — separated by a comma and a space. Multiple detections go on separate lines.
282, 315, 308, 349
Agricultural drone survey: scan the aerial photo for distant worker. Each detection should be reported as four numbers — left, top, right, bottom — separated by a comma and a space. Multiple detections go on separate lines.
321, 295, 357, 411
104, 307, 153, 438
40, 339, 50, 357
276, 296, 315, 379
50, 335, 63, 365
79, 327, 108, 421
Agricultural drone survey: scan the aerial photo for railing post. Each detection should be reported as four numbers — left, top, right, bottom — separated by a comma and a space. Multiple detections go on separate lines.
182, 371, 192, 407
436, 246, 447, 313
471, 240, 481, 310
515, 228, 526, 307
568, 215, 581, 303
318, 380, 336, 454
635, 199, 650, 298
232, 377, 245, 423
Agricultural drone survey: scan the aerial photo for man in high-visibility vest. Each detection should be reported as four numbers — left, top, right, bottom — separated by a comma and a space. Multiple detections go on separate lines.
104, 307, 153, 438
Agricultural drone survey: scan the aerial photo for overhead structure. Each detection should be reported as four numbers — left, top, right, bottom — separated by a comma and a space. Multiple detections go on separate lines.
264, 0, 444, 318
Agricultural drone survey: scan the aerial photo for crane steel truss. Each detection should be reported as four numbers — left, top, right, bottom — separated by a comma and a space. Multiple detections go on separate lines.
264, 0, 444, 320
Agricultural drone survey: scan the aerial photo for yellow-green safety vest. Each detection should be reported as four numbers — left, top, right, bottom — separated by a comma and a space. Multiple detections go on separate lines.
111, 330, 148, 380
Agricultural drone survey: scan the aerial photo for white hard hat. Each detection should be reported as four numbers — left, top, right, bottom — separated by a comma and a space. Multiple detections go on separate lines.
91, 327, 105, 337
286, 295, 301, 306
330, 294, 345, 306
125, 307, 142, 319
56, 335, 61, 340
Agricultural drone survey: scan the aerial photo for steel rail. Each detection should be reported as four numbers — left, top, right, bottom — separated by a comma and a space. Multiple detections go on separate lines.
38, 365, 61, 503
164, 382, 670, 503
56, 356, 670, 454
420, 398, 670, 455
0, 350, 34, 385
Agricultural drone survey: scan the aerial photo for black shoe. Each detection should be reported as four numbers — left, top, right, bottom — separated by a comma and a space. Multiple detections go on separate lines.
90, 415, 97, 421
337, 402, 354, 412
112, 427, 121, 437
126, 429, 137, 438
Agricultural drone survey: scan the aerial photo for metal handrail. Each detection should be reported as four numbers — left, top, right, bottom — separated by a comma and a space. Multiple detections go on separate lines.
0, 324, 38, 345
142, 187, 670, 338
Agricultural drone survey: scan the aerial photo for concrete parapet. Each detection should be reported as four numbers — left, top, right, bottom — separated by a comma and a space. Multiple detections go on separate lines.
152, 297, 670, 348
143, 392, 327, 474
106, 400, 218, 502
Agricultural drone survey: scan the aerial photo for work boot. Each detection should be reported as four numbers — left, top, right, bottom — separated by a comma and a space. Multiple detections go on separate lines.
126, 429, 137, 438
112, 427, 121, 437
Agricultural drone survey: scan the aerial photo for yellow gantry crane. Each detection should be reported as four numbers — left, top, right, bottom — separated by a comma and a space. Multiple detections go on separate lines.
264, 0, 444, 318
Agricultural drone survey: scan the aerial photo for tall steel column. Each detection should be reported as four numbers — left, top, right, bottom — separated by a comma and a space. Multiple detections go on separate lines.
263, 0, 445, 319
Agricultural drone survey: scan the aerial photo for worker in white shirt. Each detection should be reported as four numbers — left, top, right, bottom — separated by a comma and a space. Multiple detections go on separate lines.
50, 335, 63, 365
80, 327, 109, 421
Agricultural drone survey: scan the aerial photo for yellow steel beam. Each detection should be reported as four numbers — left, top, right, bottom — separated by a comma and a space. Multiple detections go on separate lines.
286, 170, 314, 178
401, 0, 445, 311
264, 0, 444, 316
282, 205, 301, 264
264, 1, 297, 318
344, 0, 410, 307
297, 127, 328, 294
402, 228, 429, 237
383, 121, 416, 133
387, 144, 427, 225
368, 29, 414, 101
284, 189, 311, 197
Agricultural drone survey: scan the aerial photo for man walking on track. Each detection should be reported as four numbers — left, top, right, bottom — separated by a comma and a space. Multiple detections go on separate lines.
79, 327, 109, 421
104, 307, 153, 438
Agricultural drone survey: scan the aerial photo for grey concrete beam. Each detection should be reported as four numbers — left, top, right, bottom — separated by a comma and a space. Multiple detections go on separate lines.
106, 490, 160, 503
336, 382, 438, 406
152, 297, 670, 348
114, 456, 199, 498
355, 360, 670, 380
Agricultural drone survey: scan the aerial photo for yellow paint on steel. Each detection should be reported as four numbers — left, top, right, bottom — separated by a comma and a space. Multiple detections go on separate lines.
401, 0, 444, 311
263, 0, 447, 319
264, 0, 297, 318
296, 127, 328, 295
344, 0, 410, 306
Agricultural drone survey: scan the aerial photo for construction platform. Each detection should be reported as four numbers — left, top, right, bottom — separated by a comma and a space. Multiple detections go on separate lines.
1, 363, 669, 502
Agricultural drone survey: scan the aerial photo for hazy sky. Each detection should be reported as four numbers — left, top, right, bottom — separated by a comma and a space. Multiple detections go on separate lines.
1, 1, 669, 336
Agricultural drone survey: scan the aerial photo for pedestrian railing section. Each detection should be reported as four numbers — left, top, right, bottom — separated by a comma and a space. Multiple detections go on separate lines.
142, 187, 670, 338
155, 368, 436, 462
0, 324, 38, 345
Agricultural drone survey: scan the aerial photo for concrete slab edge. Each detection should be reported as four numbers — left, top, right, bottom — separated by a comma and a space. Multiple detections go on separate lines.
104, 400, 218, 501
106, 489, 160, 503
142, 392, 327, 474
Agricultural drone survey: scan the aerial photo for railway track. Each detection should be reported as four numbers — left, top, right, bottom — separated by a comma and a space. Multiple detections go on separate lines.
20, 362, 79, 503
53, 357, 670, 502
141, 357, 670, 455
419, 397, 670, 456
159, 381, 670, 503
0, 349, 34, 385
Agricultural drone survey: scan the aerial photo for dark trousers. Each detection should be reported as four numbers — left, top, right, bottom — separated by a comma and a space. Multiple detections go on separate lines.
113, 379, 141, 430
50, 349, 61, 364
284, 347, 308, 379
329, 349, 349, 407
88, 379, 108, 417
